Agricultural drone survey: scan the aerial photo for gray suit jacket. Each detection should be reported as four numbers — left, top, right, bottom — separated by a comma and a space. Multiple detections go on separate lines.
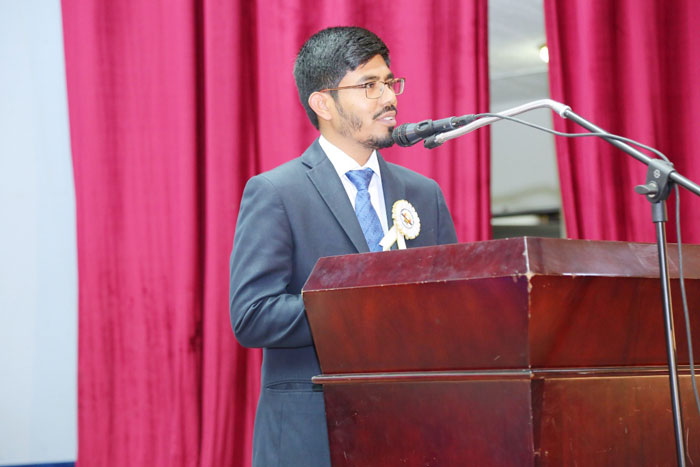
230, 139, 457, 467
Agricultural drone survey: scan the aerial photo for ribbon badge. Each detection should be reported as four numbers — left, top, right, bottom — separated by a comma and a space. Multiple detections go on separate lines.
380, 200, 421, 251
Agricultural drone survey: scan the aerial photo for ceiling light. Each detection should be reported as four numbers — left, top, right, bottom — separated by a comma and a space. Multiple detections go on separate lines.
539, 44, 549, 64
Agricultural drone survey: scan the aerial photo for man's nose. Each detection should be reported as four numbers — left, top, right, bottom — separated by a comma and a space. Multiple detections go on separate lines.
379, 82, 398, 107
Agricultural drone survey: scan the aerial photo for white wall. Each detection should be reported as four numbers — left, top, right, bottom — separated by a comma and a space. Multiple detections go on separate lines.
489, 0, 561, 216
0, 0, 78, 464
490, 71, 561, 214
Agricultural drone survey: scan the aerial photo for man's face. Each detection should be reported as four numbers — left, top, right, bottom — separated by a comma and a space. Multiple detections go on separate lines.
331, 54, 398, 150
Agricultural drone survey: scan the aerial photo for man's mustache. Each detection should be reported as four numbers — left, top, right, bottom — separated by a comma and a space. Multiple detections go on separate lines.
373, 105, 397, 120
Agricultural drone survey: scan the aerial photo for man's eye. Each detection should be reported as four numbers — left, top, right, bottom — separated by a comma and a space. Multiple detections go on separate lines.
363, 82, 378, 89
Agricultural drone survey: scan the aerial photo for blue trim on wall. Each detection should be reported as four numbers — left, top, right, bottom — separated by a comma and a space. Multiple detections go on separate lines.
2, 463, 74, 467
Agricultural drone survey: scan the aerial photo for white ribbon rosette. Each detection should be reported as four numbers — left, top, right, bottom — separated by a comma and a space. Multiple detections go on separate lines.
380, 200, 421, 251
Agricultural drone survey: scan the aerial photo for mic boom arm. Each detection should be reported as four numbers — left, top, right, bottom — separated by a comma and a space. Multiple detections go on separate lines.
424, 99, 571, 149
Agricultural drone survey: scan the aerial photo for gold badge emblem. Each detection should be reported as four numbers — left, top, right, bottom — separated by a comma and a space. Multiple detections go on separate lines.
379, 200, 421, 250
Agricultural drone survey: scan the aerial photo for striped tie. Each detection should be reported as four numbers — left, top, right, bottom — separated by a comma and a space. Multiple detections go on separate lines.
346, 168, 384, 252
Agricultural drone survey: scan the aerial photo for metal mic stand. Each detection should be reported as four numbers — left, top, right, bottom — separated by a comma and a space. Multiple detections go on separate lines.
552, 109, 700, 467
430, 100, 700, 466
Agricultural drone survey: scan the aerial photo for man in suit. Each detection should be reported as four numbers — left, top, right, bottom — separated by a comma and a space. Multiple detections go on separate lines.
230, 26, 457, 466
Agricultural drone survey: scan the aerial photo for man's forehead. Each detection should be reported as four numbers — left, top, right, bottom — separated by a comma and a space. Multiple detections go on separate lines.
354, 70, 395, 83
341, 55, 392, 83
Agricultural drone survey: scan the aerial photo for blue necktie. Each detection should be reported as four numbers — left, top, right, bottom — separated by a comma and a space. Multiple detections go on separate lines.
346, 168, 384, 252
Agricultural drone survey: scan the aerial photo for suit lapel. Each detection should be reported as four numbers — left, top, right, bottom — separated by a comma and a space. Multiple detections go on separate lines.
377, 153, 406, 229
303, 140, 369, 253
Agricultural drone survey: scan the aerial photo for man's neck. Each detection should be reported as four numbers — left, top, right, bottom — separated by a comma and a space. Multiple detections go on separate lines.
319, 131, 372, 166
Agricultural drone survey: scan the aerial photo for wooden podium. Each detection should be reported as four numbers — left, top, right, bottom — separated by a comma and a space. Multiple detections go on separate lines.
302, 237, 700, 466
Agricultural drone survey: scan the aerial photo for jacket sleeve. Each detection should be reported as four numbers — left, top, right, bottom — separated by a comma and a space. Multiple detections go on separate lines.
229, 174, 313, 349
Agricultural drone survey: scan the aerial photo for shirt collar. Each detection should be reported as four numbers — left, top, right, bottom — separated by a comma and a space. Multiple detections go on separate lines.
318, 135, 381, 179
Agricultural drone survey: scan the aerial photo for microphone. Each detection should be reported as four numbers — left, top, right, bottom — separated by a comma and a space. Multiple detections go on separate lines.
392, 115, 477, 147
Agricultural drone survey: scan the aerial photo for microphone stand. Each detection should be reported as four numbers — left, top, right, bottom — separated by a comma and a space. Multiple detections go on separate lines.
560, 109, 700, 467
429, 99, 700, 466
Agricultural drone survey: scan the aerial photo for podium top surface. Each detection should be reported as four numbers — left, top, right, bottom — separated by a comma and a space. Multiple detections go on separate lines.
304, 237, 700, 293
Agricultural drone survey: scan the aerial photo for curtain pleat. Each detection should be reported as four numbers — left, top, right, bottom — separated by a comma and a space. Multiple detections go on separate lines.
544, 0, 700, 242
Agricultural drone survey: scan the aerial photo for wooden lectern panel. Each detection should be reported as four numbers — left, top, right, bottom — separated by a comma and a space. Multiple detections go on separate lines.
529, 275, 700, 367
321, 373, 700, 466
533, 373, 700, 465
324, 376, 533, 466
304, 276, 530, 373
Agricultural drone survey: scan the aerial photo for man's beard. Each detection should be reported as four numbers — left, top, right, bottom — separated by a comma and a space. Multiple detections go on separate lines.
363, 133, 395, 150
336, 102, 396, 150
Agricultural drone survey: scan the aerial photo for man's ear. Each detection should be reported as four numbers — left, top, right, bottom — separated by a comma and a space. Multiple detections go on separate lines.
308, 92, 333, 123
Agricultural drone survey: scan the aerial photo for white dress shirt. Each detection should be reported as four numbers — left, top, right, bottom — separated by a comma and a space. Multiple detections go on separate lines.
318, 135, 389, 234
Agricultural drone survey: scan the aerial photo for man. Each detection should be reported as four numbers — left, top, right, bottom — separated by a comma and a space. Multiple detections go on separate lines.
230, 27, 457, 466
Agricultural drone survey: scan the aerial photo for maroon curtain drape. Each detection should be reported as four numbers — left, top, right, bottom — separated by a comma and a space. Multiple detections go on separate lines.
61, 1, 489, 466
544, 0, 700, 242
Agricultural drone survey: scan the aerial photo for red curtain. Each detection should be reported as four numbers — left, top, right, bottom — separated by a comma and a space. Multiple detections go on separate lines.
544, 0, 700, 242
61, 1, 489, 466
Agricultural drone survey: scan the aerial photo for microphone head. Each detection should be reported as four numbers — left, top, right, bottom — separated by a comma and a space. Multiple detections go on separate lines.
391, 123, 412, 147
393, 115, 478, 149
392, 123, 418, 147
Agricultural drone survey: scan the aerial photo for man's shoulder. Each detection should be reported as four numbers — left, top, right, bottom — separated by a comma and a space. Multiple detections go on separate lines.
248, 140, 322, 189
253, 158, 305, 186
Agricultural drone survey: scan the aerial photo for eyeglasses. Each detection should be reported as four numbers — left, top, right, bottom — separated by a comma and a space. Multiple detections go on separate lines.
320, 77, 405, 99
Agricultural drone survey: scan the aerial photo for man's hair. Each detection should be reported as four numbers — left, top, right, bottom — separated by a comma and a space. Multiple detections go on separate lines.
294, 27, 390, 129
